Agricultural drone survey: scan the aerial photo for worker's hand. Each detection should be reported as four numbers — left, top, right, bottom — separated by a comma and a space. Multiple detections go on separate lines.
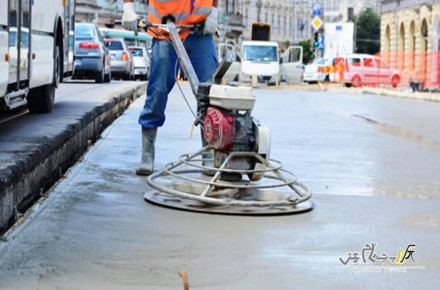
203, 7, 218, 35
122, 2, 138, 31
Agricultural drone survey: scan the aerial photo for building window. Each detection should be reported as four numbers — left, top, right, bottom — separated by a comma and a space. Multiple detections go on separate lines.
384, 25, 391, 65
299, 18, 308, 37
398, 23, 405, 71
290, 16, 292, 36
327, 0, 332, 10
245, 8, 248, 28
265, 12, 268, 23
271, 13, 274, 35
278, 15, 280, 34
409, 21, 415, 70
284, 15, 286, 36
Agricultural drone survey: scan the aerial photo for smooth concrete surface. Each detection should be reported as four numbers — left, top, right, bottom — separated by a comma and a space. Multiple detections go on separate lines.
0, 84, 439, 289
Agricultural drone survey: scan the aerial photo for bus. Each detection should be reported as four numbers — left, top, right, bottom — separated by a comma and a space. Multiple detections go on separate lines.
0, 0, 75, 113
64, 1, 76, 78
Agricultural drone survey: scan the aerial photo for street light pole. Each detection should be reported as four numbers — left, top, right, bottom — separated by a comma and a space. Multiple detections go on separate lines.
319, 0, 325, 60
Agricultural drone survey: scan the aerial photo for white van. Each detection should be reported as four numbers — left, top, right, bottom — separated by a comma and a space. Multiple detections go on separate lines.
218, 41, 303, 86
240, 41, 280, 84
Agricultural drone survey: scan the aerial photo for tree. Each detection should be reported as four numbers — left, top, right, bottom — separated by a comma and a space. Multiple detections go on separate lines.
279, 40, 291, 55
298, 39, 314, 64
355, 8, 380, 54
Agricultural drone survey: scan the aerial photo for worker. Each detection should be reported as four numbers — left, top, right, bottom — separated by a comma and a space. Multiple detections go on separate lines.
122, 0, 219, 175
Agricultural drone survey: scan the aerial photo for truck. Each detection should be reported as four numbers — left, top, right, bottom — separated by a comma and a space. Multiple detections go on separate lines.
251, 22, 271, 41
219, 23, 304, 86
0, 0, 75, 113
323, 23, 354, 59
220, 41, 303, 86
240, 40, 280, 84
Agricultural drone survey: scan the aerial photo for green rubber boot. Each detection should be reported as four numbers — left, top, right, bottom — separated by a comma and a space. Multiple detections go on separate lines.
136, 127, 157, 176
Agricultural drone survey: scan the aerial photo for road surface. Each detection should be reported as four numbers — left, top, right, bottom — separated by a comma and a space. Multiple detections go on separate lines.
1, 83, 439, 289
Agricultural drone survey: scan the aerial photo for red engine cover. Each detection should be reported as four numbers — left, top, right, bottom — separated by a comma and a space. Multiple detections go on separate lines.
203, 107, 235, 150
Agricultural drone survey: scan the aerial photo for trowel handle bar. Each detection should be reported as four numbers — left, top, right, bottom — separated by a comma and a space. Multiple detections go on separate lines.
138, 18, 200, 98
137, 19, 194, 33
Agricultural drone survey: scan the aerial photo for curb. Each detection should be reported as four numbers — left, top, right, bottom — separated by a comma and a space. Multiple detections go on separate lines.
360, 87, 440, 102
0, 83, 146, 235
277, 83, 440, 103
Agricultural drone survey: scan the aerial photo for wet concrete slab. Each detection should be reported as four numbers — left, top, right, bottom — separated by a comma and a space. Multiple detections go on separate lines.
0, 84, 439, 289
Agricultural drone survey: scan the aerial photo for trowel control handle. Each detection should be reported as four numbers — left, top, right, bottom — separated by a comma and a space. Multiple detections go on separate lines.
137, 18, 194, 33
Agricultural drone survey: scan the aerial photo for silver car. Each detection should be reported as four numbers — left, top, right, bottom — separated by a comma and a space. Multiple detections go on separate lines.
129, 46, 150, 81
73, 23, 111, 83
104, 38, 134, 80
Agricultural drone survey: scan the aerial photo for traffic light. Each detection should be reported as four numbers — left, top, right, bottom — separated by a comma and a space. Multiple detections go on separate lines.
313, 32, 320, 48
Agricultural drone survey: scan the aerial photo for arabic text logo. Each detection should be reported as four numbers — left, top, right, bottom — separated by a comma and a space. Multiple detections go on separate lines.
338, 243, 422, 273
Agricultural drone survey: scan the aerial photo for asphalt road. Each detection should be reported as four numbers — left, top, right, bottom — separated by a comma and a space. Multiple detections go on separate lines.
0, 83, 439, 289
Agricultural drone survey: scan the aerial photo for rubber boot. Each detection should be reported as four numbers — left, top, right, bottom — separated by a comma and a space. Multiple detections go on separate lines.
136, 127, 157, 176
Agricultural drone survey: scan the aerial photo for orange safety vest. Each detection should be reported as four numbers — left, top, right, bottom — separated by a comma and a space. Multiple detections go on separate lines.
148, 0, 213, 39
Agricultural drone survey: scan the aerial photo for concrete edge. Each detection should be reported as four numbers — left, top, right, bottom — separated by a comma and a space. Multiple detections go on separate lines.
360, 87, 440, 102
271, 83, 440, 103
0, 83, 146, 235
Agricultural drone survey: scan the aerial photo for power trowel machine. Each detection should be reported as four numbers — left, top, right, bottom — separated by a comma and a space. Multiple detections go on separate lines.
138, 19, 313, 215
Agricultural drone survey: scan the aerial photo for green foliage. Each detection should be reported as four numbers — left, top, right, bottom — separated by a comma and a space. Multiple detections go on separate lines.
279, 40, 291, 55
355, 8, 380, 54
298, 39, 314, 64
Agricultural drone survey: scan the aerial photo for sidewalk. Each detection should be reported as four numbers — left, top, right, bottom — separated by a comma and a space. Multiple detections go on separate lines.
271, 82, 440, 103
360, 86, 440, 102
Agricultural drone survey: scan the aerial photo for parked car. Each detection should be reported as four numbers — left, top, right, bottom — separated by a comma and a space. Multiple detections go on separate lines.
337, 54, 401, 88
104, 38, 134, 80
129, 46, 150, 80
73, 23, 111, 83
303, 58, 331, 83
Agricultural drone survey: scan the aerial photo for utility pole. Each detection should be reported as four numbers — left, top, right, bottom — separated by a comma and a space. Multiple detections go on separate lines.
311, 0, 324, 61
319, 0, 324, 60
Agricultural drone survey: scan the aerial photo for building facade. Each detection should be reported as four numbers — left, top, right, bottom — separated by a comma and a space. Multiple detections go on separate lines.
75, 1, 381, 42
75, 1, 387, 64
236, 0, 382, 49
75, 0, 101, 23
75, 0, 148, 27
321, 0, 381, 22
238, 0, 313, 45
381, 0, 440, 88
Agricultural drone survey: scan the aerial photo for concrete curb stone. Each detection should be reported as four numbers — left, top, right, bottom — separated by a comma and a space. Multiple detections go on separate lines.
0, 83, 146, 235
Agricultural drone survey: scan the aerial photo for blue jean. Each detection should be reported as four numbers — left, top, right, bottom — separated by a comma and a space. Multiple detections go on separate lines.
139, 33, 218, 128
